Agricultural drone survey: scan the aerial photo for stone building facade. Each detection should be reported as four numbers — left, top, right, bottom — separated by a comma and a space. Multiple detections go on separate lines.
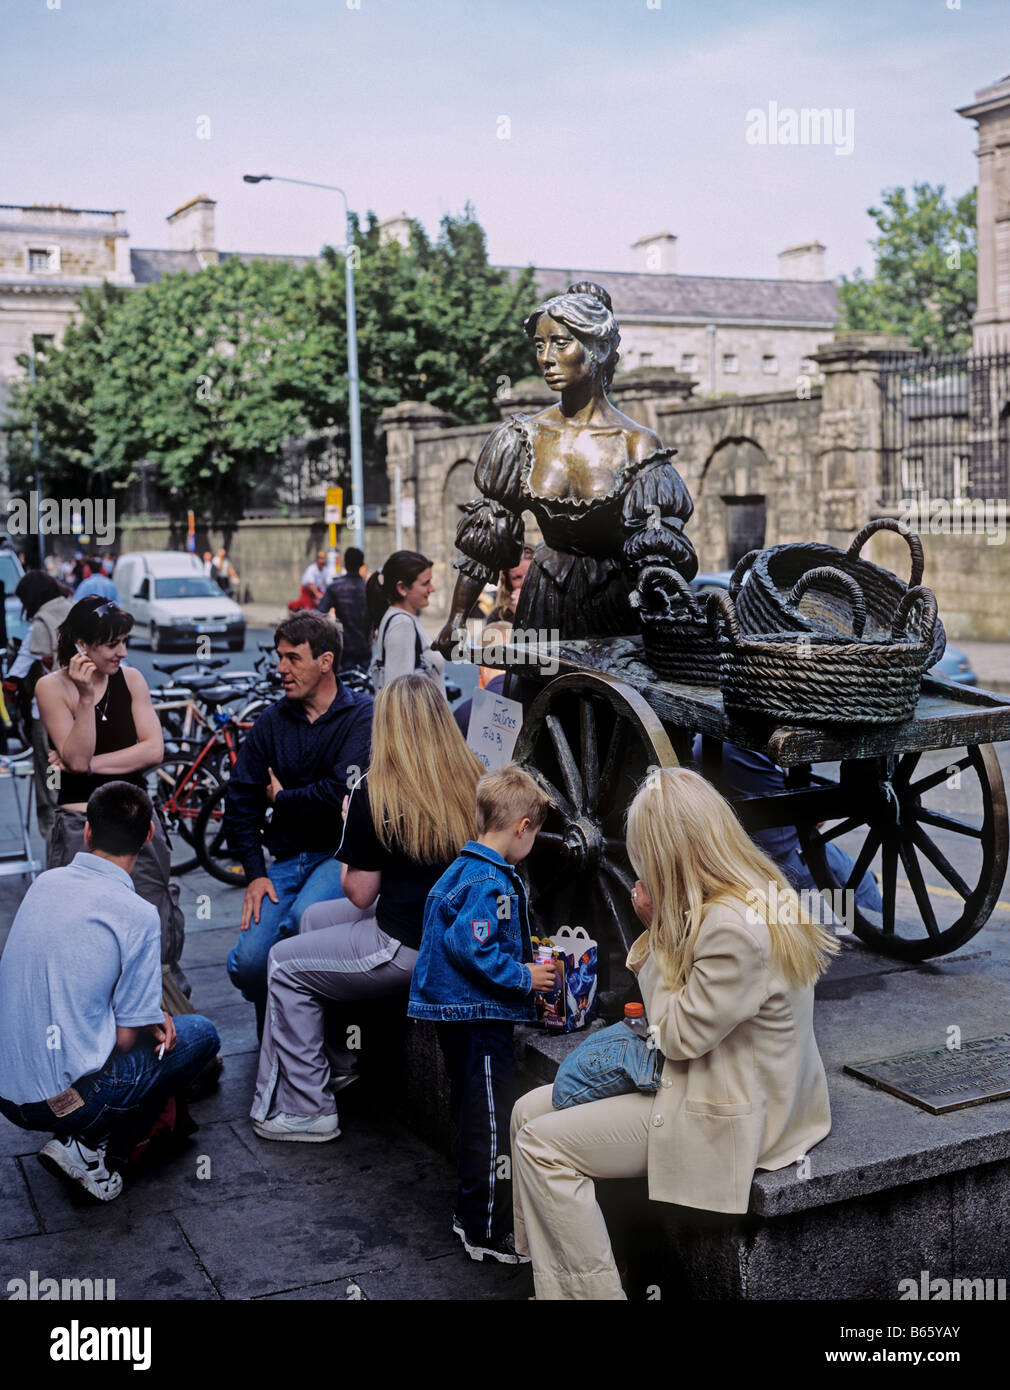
510, 236, 837, 398
0, 201, 134, 398
0, 193, 837, 405
0, 195, 316, 398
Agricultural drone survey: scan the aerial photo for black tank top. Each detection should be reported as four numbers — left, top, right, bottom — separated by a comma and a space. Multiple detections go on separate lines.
57, 667, 148, 804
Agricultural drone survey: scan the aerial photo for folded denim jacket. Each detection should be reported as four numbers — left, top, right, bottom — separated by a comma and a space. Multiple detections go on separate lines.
551, 1021, 664, 1109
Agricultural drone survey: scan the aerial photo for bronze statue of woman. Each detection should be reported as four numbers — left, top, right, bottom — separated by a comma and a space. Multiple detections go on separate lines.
436, 281, 698, 652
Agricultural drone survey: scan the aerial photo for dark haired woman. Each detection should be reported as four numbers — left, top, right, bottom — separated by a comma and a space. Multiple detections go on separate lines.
35, 597, 188, 994
366, 550, 446, 696
435, 282, 698, 652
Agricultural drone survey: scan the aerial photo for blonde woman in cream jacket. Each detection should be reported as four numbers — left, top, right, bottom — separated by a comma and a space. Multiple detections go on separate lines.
510, 766, 839, 1300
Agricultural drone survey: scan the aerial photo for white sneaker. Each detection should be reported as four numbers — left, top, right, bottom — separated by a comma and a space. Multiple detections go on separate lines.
38, 1136, 123, 1202
252, 1111, 341, 1143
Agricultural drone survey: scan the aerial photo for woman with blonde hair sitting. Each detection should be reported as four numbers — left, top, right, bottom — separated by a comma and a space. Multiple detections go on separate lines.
251, 674, 484, 1142
511, 766, 839, 1299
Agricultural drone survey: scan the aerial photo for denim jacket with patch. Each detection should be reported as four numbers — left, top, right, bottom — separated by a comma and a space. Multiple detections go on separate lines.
407, 841, 535, 1023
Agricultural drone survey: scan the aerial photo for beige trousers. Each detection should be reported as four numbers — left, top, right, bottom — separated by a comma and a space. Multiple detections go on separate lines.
510, 1083, 654, 1301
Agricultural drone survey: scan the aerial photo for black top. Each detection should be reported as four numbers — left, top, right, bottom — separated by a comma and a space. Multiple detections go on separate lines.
337, 775, 454, 952
451, 415, 698, 640
57, 667, 146, 804
224, 684, 373, 881
318, 574, 370, 668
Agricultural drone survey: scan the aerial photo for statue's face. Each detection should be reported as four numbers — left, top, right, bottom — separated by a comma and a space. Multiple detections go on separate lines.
533, 314, 595, 392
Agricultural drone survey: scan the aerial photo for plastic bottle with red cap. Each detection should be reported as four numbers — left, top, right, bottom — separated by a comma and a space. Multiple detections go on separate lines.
623, 1001, 649, 1038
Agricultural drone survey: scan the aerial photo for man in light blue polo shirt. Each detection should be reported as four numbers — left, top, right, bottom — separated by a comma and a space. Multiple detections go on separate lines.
0, 781, 220, 1202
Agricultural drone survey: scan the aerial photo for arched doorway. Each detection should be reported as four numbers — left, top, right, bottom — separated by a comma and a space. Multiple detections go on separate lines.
695, 437, 773, 570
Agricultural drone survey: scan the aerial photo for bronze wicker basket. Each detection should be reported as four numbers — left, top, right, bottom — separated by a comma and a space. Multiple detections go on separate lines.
730, 518, 946, 670
709, 567, 939, 725
631, 565, 720, 685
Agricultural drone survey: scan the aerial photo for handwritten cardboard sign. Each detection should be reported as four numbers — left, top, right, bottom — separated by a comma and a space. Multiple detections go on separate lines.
465, 686, 524, 770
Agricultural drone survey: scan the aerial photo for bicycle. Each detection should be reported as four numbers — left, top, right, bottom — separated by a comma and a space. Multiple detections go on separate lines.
192, 780, 249, 887
147, 709, 254, 874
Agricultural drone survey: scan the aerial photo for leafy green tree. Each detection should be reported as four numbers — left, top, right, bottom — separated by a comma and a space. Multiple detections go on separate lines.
323, 203, 539, 434
5, 281, 128, 498
90, 256, 342, 524
838, 183, 977, 352
5, 206, 539, 525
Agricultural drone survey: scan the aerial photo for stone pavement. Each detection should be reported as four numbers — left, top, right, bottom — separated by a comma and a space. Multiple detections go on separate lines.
0, 800, 528, 1301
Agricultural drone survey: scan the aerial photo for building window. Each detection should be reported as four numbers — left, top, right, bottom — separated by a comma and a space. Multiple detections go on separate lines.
762, 354, 778, 374
722, 353, 739, 374
799, 357, 816, 374
681, 353, 698, 372
953, 455, 972, 500
27, 246, 60, 273
639, 352, 653, 366
901, 456, 925, 492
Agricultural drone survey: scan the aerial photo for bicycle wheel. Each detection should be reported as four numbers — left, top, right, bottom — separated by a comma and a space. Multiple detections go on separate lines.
146, 760, 221, 874
194, 780, 250, 887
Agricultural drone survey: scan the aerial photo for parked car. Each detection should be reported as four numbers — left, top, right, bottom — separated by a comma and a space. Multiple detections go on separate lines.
113, 551, 246, 652
689, 571, 978, 685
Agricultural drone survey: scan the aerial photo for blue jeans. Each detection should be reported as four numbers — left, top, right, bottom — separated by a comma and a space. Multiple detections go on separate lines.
226, 853, 344, 1025
779, 842, 883, 915
0, 1014, 220, 1152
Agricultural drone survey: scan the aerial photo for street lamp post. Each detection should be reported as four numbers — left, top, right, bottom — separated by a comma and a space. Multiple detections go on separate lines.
243, 173, 365, 553
28, 343, 45, 565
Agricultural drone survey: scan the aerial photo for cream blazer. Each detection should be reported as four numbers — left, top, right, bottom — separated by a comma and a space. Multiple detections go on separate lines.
627, 898, 831, 1214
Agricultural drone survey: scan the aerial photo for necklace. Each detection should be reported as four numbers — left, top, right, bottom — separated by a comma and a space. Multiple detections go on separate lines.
95, 686, 111, 722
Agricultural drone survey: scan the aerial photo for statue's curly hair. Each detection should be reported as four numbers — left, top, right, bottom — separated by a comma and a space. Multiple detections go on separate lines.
523, 281, 621, 390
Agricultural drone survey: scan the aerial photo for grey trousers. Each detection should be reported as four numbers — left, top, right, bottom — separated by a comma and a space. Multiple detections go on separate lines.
47, 805, 190, 996
250, 896, 417, 1124
30, 719, 58, 840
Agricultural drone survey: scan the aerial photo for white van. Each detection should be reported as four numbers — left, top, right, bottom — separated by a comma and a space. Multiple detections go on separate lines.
113, 551, 246, 653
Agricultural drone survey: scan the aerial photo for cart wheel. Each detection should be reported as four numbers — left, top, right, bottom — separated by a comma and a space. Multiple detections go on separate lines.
797, 743, 1008, 961
513, 672, 679, 967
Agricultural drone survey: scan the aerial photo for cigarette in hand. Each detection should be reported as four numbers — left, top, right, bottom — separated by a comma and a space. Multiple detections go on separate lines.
156, 1043, 166, 1062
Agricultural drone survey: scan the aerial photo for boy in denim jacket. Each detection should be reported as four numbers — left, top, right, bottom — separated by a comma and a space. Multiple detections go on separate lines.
409, 765, 558, 1264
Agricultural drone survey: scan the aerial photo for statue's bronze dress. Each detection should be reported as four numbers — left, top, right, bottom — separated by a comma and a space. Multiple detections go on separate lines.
453, 414, 698, 638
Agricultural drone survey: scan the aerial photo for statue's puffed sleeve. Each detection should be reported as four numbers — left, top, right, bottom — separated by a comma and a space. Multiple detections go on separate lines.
453, 419, 525, 584
621, 455, 699, 582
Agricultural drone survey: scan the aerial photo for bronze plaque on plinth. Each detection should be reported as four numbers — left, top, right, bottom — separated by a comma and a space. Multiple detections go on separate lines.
845, 1033, 1010, 1114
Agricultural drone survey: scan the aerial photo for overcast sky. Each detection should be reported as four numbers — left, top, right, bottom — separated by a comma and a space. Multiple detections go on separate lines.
4, 0, 1006, 281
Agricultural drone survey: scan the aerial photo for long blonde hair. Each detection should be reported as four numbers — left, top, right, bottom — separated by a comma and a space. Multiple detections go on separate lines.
367, 674, 484, 864
625, 767, 838, 992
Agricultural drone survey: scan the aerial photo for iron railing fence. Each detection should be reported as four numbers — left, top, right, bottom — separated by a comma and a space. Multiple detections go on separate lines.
878, 347, 1010, 506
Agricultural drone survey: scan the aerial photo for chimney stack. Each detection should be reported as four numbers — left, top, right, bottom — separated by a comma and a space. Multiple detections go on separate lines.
778, 241, 826, 280
167, 195, 218, 266
632, 231, 677, 274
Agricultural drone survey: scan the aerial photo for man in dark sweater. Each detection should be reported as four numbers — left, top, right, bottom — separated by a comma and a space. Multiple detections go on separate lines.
225, 611, 372, 1034
316, 547, 370, 671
